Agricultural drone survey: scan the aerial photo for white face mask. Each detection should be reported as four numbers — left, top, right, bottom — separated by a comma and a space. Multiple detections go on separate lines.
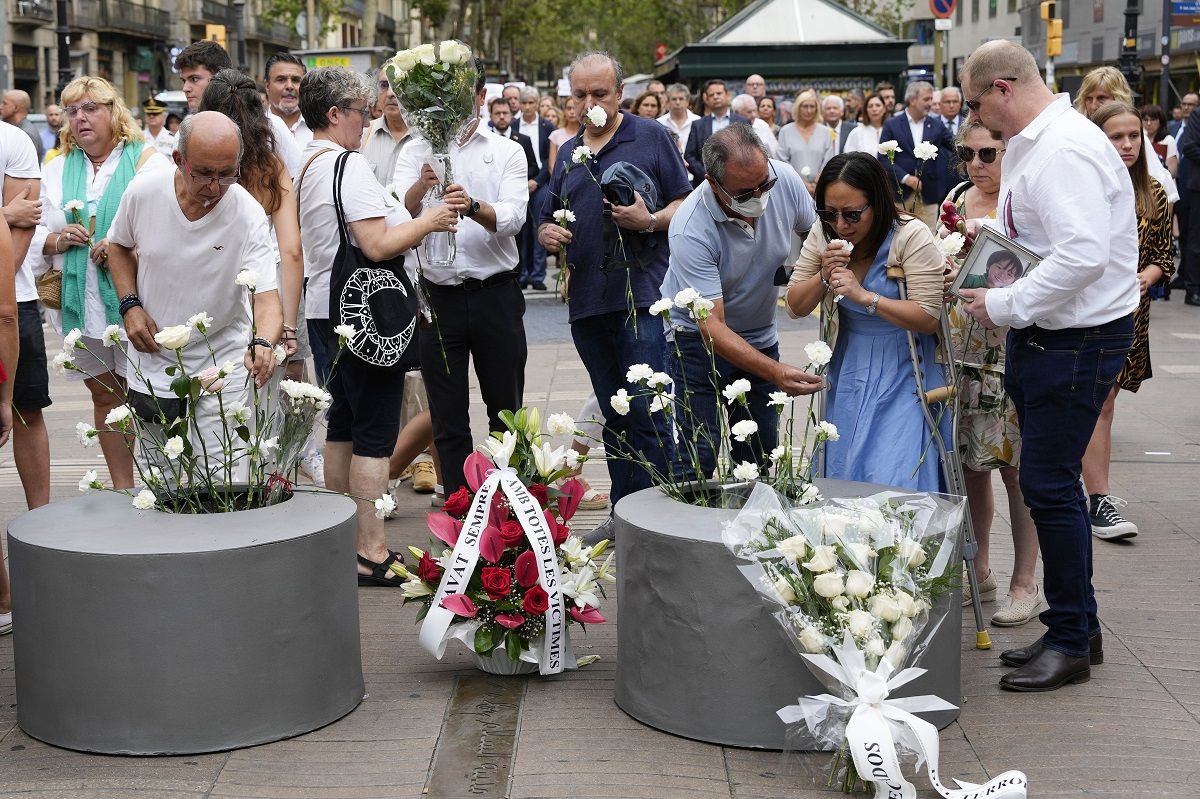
727, 188, 771, 218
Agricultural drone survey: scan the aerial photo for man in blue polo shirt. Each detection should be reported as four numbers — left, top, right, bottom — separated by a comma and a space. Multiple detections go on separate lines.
538, 51, 691, 508
663, 124, 824, 479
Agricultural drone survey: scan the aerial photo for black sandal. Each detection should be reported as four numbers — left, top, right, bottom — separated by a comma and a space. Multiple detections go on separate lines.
357, 551, 406, 586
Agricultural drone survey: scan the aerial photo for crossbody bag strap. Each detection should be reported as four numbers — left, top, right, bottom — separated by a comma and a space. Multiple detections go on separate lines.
293, 147, 335, 228
331, 150, 354, 248
134, 146, 156, 172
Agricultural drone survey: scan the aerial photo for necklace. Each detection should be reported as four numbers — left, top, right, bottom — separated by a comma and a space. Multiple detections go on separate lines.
85, 151, 108, 169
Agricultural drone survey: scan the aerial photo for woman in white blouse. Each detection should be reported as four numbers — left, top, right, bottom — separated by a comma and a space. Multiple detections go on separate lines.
842, 94, 887, 156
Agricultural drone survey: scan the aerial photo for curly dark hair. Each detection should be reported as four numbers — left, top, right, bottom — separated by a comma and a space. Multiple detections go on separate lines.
200, 69, 284, 215
815, 152, 916, 260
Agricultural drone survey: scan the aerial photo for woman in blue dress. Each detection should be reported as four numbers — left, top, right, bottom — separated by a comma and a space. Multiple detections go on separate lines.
786, 152, 950, 491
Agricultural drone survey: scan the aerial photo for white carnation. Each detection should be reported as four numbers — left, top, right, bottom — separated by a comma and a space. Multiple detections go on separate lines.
235, 269, 259, 290
626, 363, 654, 383
804, 341, 833, 368
722, 378, 751, 404
78, 470, 99, 493
732, 461, 759, 481
877, 140, 900, 155
571, 145, 594, 164
846, 608, 876, 638
649, 298, 673, 317
585, 106, 607, 128
546, 412, 576, 436
51, 351, 75, 374
62, 328, 83, 349
730, 419, 759, 442
553, 208, 577, 225
163, 436, 185, 460
768, 391, 790, 407
938, 231, 967, 257
816, 420, 840, 441
104, 405, 131, 426
132, 489, 157, 510
610, 389, 631, 416
914, 141, 939, 161
374, 493, 396, 519
187, 311, 213, 332
102, 324, 122, 346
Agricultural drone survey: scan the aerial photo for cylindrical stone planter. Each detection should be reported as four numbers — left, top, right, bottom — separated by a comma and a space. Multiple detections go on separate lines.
614, 478, 961, 750
8, 490, 365, 755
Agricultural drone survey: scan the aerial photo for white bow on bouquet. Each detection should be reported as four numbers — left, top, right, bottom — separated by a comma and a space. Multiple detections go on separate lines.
780, 633, 1028, 799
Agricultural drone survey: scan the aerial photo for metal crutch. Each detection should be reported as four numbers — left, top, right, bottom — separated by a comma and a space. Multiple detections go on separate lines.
888, 264, 992, 650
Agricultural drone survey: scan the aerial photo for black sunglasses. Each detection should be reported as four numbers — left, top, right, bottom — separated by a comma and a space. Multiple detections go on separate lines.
964, 77, 1018, 112
956, 145, 1005, 164
816, 205, 870, 225
715, 162, 778, 204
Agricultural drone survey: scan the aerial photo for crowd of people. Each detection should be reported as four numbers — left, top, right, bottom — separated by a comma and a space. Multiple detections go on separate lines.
0, 39, 1178, 694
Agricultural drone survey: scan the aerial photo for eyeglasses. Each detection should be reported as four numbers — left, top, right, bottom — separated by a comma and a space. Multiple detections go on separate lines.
964, 78, 1017, 112
65, 100, 108, 118
339, 105, 371, 121
183, 159, 241, 188
816, 205, 870, 225
955, 145, 1006, 163
714, 163, 778, 204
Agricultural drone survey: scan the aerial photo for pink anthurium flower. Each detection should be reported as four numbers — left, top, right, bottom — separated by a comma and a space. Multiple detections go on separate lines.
495, 613, 526, 629
569, 605, 606, 625
515, 550, 539, 588
463, 451, 493, 493
441, 594, 477, 618
427, 512, 462, 547
479, 524, 505, 564
557, 478, 585, 521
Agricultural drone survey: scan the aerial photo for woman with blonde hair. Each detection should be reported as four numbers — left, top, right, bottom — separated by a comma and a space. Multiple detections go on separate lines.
776, 88, 835, 194
41, 76, 173, 489
1082, 100, 1173, 541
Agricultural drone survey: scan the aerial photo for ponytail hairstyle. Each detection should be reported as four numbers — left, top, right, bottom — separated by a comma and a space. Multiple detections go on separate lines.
1092, 100, 1154, 220
200, 68, 284, 215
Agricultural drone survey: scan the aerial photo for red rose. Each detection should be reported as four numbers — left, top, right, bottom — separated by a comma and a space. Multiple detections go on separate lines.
544, 509, 569, 546
417, 551, 442, 583
515, 550, 539, 588
528, 483, 549, 507
499, 519, 525, 548
442, 487, 471, 518
522, 584, 550, 614
480, 566, 512, 600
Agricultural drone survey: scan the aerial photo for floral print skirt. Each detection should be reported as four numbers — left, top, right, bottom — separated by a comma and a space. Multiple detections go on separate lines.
956, 365, 1021, 471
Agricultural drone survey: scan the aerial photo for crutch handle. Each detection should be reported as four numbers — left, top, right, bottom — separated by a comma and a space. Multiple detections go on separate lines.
923, 385, 957, 405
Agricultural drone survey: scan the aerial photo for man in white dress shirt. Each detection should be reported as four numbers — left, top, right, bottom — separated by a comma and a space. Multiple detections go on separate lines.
265, 53, 313, 149
516, 86, 554, 290
658, 83, 699, 157
174, 40, 302, 178
394, 74, 529, 495
958, 39, 1138, 694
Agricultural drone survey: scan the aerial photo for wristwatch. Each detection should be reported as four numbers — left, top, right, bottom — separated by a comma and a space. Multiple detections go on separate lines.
464, 199, 481, 218
643, 212, 657, 234
865, 293, 881, 315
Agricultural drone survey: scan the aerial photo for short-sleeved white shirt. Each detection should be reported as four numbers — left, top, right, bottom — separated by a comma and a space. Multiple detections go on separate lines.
2, 121, 43, 302
297, 141, 391, 320
41, 141, 173, 336
107, 169, 278, 392
267, 113, 303, 178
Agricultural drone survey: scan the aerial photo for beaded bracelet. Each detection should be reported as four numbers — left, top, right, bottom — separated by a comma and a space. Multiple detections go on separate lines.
249, 336, 273, 350
118, 294, 143, 316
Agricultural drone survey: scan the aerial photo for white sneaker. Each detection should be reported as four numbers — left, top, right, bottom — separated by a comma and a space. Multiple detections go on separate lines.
0, 611, 12, 636
299, 452, 325, 487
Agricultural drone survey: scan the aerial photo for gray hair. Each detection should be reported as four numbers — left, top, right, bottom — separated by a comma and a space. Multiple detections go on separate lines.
177, 112, 244, 163
941, 85, 962, 100
567, 51, 624, 90
731, 93, 757, 114
666, 83, 690, 99
904, 81, 933, 104
702, 123, 769, 184
821, 94, 845, 110
299, 67, 373, 131
519, 86, 538, 102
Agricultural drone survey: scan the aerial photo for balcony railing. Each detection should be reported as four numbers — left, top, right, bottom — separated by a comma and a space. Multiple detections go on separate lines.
68, 0, 102, 28
376, 12, 396, 32
10, 0, 54, 25
101, 0, 172, 38
344, 0, 365, 18
191, 0, 234, 24
247, 15, 300, 46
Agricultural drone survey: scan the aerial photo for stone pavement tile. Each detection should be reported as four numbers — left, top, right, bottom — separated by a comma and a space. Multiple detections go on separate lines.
1150, 667, 1200, 719
0, 726, 227, 796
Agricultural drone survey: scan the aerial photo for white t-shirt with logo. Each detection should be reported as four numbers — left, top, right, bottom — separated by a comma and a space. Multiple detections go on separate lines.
107, 169, 278, 392
1, 121, 42, 302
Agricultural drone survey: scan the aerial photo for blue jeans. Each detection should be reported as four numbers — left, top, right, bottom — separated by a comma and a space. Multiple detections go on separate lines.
571, 309, 673, 506
307, 318, 333, 386
668, 332, 780, 481
1005, 316, 1133, 658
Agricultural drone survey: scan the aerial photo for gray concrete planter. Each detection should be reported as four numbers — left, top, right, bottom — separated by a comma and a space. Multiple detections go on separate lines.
8, 490, 364, 755
613, 479, 961, 750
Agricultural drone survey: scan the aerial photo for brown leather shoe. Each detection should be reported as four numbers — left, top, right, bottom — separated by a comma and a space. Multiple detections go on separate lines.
1000, 632, 1103, 667
1000, 648, 1091, 692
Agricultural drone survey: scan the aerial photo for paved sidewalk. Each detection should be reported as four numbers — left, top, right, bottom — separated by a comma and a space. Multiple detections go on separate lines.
1, 296, 1198, 798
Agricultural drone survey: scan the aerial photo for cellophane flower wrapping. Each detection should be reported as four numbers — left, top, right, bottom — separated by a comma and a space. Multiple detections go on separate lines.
383, 40, 479, 188
723, 482, 964, 787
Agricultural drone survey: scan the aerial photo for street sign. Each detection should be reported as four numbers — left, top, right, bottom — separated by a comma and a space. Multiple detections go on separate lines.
935, 18, 954, 30
931, 0, 956, 19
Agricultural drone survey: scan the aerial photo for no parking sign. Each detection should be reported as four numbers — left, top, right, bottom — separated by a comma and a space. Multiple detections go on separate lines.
930, 0, 956, 18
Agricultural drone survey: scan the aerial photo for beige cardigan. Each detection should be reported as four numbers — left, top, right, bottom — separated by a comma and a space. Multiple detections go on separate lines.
789, 219, 945, 319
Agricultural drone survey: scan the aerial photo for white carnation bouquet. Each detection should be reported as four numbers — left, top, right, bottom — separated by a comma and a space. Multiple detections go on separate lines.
723, 483, 965, 793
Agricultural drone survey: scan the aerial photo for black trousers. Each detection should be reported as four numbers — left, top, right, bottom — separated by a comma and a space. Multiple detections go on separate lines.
1184, 192, 1200, 291
419, 276, 527, 494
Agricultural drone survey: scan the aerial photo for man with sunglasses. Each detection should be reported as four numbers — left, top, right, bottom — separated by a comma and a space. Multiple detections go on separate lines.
956, 40, 1137, 693
661, 124, 823, 481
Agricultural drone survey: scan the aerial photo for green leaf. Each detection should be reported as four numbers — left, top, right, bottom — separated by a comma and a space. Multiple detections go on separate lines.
474, 624, 494, 655
165, 365, 177, 376
415, 603, 430, 623
170, 375, 191, 400
505, 630, 521, 661
235, 425, 251, 443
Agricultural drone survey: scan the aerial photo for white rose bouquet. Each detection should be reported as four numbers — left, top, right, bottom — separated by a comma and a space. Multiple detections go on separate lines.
723, 483, 967, 794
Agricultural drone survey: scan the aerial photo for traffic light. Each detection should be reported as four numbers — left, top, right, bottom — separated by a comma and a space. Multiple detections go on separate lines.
1040, 0, 1056, 20
1047, 18, 1063, 57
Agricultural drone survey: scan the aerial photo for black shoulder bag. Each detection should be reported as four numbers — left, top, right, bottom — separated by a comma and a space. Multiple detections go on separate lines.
329, 150, 419, 371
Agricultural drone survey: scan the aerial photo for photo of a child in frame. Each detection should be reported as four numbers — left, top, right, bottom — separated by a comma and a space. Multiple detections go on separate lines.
950, 227, 1040, 299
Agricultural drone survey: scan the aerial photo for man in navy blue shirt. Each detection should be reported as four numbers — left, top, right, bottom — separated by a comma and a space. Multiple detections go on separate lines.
539, 51, 692, 509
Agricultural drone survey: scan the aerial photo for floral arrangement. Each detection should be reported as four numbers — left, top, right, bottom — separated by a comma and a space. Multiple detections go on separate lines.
61, 269, 355, 514
723, 483, 967, 793
397, 408, 612, 671
586, 286, 836, 507
382, 40, 478, 189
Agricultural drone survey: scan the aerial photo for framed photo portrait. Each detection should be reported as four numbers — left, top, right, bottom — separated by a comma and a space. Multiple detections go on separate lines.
950, 225, 1043, 300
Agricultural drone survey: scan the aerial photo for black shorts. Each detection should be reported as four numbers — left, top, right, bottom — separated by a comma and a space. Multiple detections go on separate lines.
325, 354, 404, 458
13, 301, 51, 411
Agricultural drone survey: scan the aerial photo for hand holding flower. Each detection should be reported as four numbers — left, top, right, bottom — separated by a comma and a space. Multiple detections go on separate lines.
828, 265, 866, 304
